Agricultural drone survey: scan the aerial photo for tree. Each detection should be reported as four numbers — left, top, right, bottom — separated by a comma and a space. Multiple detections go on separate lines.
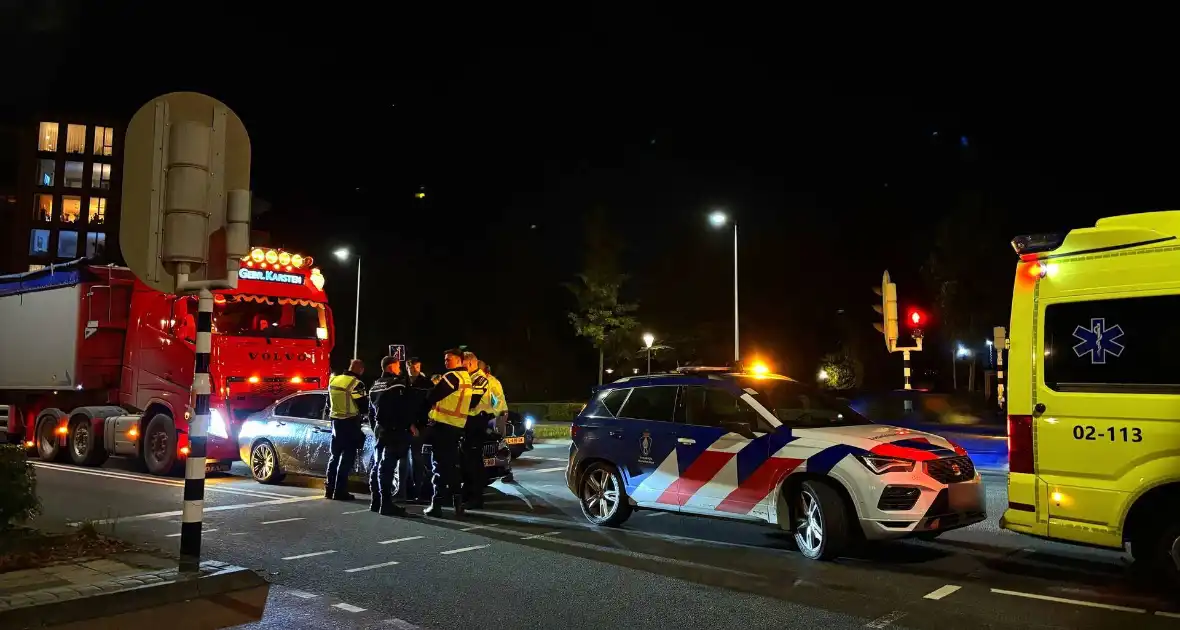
817, 347, 863, 390
566, 208, 639, 384
566, 273, 639, 385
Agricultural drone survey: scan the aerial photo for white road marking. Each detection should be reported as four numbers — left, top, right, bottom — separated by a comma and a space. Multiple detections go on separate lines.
261, 517, 305, 525
380, 536, 425, 545
287, 590, 318, 599
923, 585, 961, 600
864, 611, 908, 628
520, 456, 567, 462
333, 603, 367, 613
460, 525, 492, 532
1156, 611, 1180, 618
33, 462, 297, 499
990, 588, 1146, 613
440, 545, 489, 555
69, 495, 323, 526
166, 529, 217, 537
646, 511, 669, 517
520, 531, 561, 540
523, 466, 566, 473
231, 532, 247, 536
342, 509, 370, 515
344, 560, 400, 573
282, 550, 337, 560
384, 618, 422, 629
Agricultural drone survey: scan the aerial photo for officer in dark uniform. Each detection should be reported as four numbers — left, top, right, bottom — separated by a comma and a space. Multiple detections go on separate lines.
422, 348, 473, 517
400, 358, 432, 504
326, 359, 367, 500
368, 356, 415, 516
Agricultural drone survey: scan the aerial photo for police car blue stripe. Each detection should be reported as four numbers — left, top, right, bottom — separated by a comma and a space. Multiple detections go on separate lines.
806, 444, 871, 475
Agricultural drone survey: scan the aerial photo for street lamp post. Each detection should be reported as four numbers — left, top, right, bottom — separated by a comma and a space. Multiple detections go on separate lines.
643, 333, 655, 374
709, 211, 739, 362
334, 248, 362, 359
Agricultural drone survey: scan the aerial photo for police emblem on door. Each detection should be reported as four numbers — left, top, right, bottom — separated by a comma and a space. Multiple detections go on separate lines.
639, 431, 654, 464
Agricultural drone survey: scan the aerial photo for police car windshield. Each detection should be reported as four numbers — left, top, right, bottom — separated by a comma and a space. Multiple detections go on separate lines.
213, 296, 326, 340
735, 377, 873, 428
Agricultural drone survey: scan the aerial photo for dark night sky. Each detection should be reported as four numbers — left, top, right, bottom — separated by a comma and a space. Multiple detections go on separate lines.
8, 8, 1180, 399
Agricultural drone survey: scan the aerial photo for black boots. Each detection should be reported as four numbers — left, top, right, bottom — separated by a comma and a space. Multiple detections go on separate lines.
370, 495, 381, 512
452, 495, 465, 518
380, 502, 406, 517
423, 495, 465, 518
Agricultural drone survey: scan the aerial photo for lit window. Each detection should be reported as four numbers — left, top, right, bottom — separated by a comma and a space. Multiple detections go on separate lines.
38, 122, 58, 152
61, 196, 81, 223
92, 163, 111, 189
28, 264, 47, 272
36, 159, 55, 187
88, 197, 106, 224
33, 194, 52, 222
66, 124, 86, 154
64, 161, 84, 188
29, 229, 50, 255
93, 126, 114, 156
86, 232, 106, 258
57, 231, 78, 258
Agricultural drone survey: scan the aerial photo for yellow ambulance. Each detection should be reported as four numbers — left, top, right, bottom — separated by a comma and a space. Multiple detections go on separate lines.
1001, 210, 1180, 585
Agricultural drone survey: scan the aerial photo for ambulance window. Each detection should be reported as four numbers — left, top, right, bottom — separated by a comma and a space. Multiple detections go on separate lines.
1044, 295, 1180, 393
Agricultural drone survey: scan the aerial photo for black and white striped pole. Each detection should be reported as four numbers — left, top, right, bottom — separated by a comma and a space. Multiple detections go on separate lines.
180, 288, 214, 572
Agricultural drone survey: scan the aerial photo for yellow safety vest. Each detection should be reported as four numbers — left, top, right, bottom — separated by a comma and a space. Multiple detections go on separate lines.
429, 369, 473, 428
486, 374, 508, 414
469, 369, 492, 415
328, 373, 365, 419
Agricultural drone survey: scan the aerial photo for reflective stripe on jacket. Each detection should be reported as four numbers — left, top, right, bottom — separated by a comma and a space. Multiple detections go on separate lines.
329, 373, 365, 419
428, 369, 473, 428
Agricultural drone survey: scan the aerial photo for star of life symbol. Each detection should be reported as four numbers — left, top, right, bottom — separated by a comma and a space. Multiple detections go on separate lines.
1072, 318, 1125, 364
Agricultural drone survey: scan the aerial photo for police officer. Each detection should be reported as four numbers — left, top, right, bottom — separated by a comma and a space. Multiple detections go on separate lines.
407, 357, 432, 389
422, 348, 472, 517
400, 359, 431, 504
368, 356, 414, 516
481, 361, 509, 418
461, 352, 491, 508
326, 359, 367, 501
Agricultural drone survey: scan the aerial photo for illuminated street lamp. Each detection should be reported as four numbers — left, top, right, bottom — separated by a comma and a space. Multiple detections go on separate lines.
708, 210, 739, 362
818, 369, 829, 382
957, 344, 972, 358
643, 333, 655, 374
334, 247, 362, 359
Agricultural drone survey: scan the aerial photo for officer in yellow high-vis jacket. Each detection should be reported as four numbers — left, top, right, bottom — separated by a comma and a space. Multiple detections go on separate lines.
422, 348, 472, 517
461, 352, 491, 508
326, 359, 367, 500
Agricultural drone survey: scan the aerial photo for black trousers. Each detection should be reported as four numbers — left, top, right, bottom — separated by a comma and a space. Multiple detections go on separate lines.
369, 434, 409, 500
398, 433, 427, 500
428, 422, 463, 504
461, 414, 489, 501
326, 436, 358, 496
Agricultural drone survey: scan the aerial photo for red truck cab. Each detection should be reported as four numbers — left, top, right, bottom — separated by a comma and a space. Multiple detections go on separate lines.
0, 247, 334, 476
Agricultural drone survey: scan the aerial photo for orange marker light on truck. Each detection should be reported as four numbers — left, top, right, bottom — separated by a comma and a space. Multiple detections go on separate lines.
56, 425, 68, 435
24, 440, 34, 448
290, 376, 302, 384
248, 376, 260, 384
128, 427, 138, 439
180, 446, 190, 456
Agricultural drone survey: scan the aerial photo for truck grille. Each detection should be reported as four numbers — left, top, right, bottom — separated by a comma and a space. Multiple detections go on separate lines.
925, 456, 975, 484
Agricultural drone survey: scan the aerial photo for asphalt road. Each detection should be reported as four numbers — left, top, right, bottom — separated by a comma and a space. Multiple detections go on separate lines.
27, 443, 1180, 630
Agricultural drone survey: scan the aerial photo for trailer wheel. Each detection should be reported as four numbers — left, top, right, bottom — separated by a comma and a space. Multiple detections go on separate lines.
35, 409, 67, 462
68, 417, 108, 467
143, 414, 180, 476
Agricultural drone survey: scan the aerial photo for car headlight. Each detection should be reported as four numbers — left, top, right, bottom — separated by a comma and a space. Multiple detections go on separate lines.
208, 408, 229, 440
854, 454, 914, 474
524, 416, 535, 430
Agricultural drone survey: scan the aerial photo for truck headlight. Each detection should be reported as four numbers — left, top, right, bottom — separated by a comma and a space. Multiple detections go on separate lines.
209, 409, 229, 439
524, 416, 535, 430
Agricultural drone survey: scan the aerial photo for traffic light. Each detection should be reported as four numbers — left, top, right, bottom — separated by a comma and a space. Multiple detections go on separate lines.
872, 271, 899, 350
907, 308, 924, 327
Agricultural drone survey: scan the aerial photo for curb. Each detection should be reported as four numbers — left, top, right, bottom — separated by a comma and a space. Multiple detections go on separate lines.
0, 561, 269, 629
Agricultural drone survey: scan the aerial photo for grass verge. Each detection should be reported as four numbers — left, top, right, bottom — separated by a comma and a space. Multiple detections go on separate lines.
532, 424, 571, 440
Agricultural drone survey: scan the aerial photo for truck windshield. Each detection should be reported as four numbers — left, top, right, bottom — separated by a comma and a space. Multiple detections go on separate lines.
213, 296, 326, 340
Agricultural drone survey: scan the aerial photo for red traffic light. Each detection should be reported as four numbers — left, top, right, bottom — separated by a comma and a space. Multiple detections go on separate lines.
908, 309, 924, 327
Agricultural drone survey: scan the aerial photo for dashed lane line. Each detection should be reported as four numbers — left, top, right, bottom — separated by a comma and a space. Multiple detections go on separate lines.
990, 588, 1147, 613
286, 590, 318, 599
380, 536, 425, 545
333, 603, 367, 613
440, 545, 489, 555
384, 618, 422, 629
166, 528, 218, 537
282, 550, 337, 560
342, 509, 371, 515
520, 531, 561, 540
69, 494, 323, 526
460, 525, 493, 532
261, 517, 306, 525
520, 466, 566, 474
519, 456, 567, 462
864, 611, 908, 628
923, 585, 961, 600
344, 560, 401, 573
1156, 611, 1180, 618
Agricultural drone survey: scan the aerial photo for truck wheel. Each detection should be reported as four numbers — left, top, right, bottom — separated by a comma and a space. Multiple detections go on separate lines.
68, 418, 108, 467
793, 480, 852, 561
143, 414, 180, 476
35, 410, 66, 462
1133, 518, 1180, 588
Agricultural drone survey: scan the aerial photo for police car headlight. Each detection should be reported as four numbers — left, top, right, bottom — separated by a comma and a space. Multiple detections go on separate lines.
854, 454, 914, 474
209, 409, 229, 440
524, 416, 535, 430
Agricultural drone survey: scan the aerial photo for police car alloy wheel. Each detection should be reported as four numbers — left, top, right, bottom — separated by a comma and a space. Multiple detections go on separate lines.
793, 481, 850, 561
579, 462, 632, 527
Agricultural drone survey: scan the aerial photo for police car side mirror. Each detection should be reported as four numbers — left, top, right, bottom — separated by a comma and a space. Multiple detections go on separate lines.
722, 421, 757, 439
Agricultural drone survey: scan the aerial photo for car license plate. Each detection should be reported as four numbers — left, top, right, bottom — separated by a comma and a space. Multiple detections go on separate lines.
205, 461, 231, 473
483, 458, 497, 467
505, 437, 525, 445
